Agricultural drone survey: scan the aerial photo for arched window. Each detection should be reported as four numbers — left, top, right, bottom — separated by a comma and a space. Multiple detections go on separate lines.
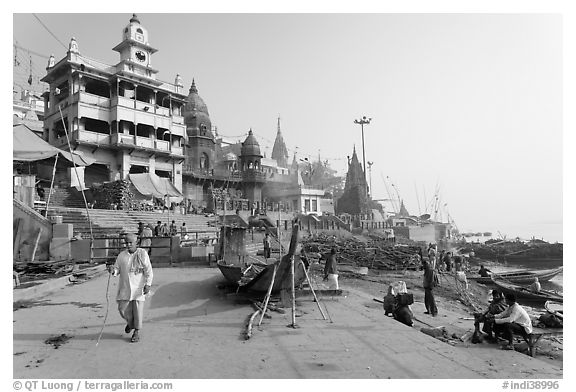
137, 28, 143, 34
200, 152, 209, 170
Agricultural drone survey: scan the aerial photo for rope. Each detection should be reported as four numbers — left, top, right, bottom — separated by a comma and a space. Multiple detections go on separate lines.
95, 272, 111, 346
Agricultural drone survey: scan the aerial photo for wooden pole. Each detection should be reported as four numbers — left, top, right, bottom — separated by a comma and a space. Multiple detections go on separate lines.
277, 203, 281, 259
300, 262, 327, 320
258, 263, 278, 326
45, 153, 59, 217
290, 254, 296, 327
30, 228, 43, 263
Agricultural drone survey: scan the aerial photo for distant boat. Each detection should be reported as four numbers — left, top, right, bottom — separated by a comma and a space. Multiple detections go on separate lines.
468, 266, 563, 285
483, 232, 492, 237
492, 279, 563, 303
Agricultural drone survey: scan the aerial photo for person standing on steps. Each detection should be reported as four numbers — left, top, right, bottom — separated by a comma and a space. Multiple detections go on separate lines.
108, 233, 153, 343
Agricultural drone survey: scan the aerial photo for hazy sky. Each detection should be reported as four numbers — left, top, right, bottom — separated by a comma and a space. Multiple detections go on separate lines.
11, 12, 563, 241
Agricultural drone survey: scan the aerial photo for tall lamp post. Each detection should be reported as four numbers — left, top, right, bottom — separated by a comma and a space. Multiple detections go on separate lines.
367, 161, 374, 198
354, 116, 371, 191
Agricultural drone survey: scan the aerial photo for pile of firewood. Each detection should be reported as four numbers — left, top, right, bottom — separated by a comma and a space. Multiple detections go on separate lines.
91, 180, 134, 210
302, 233, 422, 271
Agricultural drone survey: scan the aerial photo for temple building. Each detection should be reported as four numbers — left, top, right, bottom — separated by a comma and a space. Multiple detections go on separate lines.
335, 146, 370, 215
35, 14, 334, 215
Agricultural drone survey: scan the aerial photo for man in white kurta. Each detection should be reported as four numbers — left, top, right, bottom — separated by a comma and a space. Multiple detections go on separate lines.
109, 233, 153, 343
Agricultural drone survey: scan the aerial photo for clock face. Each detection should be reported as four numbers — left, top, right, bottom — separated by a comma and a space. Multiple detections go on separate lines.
135, 50, 147, 63
135, 33, 144, 42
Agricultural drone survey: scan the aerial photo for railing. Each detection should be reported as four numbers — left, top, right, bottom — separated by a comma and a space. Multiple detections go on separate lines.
78, 91, 110, 108
242, 169, 267, 182
74, 129, 110, 144
155, 140, 169, 151
135, 136, 153, 149
181, 165, 244, 181
111, 133, 135, 145
89, 231, 219, 265
170, 146, 184, 155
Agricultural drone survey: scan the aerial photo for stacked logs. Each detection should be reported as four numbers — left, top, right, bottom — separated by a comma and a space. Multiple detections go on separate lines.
302, 233, 422, 271
91, 180, 134, 210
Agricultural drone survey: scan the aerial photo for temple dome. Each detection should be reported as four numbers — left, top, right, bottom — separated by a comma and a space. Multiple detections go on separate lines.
240, 129, 262, 157
183, 79, 212, 134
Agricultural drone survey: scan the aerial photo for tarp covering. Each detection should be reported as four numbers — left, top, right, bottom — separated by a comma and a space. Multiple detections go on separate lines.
13, 124, 95, 166
128, 173, 183, 201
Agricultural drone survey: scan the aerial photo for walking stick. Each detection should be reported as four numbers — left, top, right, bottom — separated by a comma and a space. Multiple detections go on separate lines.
96, 272, 111, 346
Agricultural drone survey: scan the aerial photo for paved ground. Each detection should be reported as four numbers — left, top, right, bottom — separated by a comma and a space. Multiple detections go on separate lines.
13, 267, 563, 379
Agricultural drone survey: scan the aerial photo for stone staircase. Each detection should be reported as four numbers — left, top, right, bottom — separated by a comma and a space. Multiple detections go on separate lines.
47, 187, 86, 208
49, 207, 219, 238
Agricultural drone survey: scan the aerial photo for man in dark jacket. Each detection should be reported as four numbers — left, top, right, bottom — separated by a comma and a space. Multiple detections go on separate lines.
474, 289, 508, 341
422, 260, 438, 316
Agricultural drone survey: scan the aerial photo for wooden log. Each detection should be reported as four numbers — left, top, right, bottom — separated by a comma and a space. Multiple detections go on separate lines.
245, 309, 261, 340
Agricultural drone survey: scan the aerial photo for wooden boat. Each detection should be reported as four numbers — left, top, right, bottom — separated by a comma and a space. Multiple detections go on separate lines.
468, 266, 563, 285
216, 221, 306, 293
545, 301, 563, 319
492, 279, 563, 303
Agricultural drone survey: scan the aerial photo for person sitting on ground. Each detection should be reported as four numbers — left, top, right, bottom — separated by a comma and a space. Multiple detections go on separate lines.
492, 293, 533, 351
473, 289, 508, 342
527, 277, 541, 293
478, 265, 492, 278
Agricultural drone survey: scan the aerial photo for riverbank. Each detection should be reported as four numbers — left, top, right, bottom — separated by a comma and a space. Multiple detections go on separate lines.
13, 265, 562, 379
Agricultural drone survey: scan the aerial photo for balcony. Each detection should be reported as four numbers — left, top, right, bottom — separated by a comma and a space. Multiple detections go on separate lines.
182, 166, 243, 181
155, 140, 170, 152
78, 92, 110, 108
242, 169, 267, 183
74, 129, 110, 145
171, 146, 183, 156
135, 136, 153, 149
109, 133, 185, 158
111, 133, 135, 146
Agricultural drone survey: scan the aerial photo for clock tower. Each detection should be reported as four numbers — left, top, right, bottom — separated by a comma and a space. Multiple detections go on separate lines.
112, 14, 159, 80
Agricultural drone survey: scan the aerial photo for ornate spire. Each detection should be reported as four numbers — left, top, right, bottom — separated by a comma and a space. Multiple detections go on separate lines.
130, 13, 140, 24
271, 115, 289, 167
189, 78, 198, 94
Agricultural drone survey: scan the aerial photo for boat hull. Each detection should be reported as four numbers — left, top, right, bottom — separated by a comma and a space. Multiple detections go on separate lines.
492, 279, 563, 303
469, 266, 563, 285
217, 257, 307, 293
